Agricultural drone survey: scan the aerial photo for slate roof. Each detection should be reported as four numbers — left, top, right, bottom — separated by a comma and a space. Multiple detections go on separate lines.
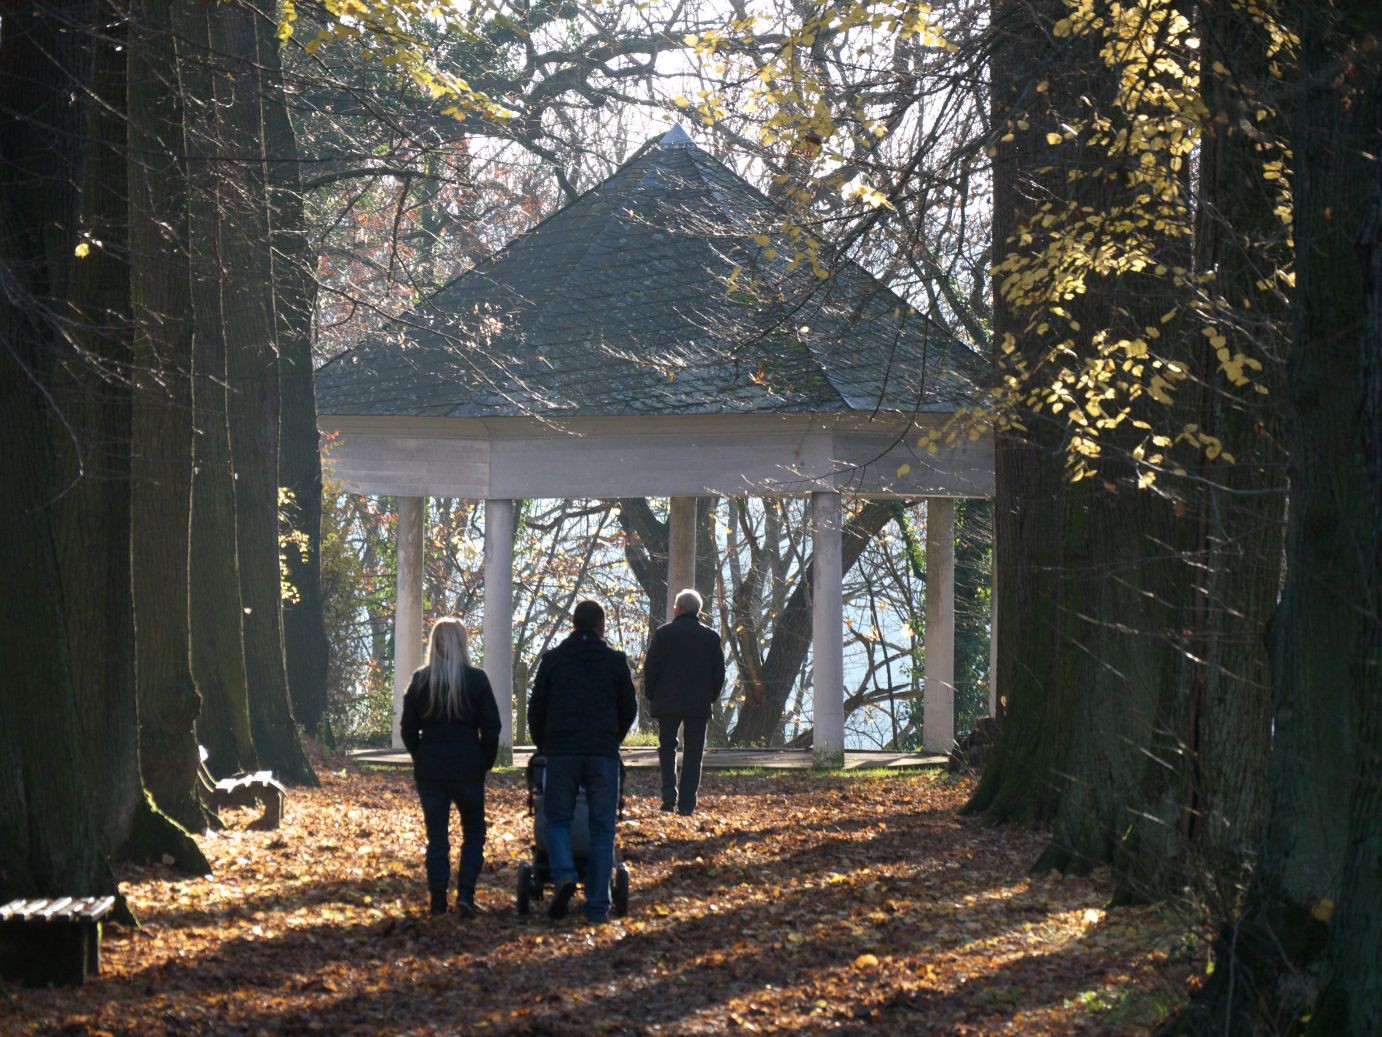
314, 125, 987, 419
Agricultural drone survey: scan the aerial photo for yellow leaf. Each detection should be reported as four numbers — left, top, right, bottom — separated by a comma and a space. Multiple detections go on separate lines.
1312, 899, 1334, 923
853, 953, 880, 969
895, 463, 911, 478
74, 242, 90, 258
1045, 132, 1063, 145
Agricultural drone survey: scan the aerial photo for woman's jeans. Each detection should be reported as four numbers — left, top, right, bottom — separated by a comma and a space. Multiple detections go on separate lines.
416, 777, 486, 895
543, 754, 619, 921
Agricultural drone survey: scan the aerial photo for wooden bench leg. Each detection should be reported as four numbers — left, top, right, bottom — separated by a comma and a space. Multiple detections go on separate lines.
248, 786, 285, 831
0, 921, 92, 986
85, 920, 102, 978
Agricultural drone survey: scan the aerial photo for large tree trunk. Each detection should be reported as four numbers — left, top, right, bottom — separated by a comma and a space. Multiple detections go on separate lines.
1113, 1, 1288, 905
966, 0, 1198, 881
52, 6, 206, 870
965, 0, 1099, 829
258, 5, 331, 739
1310, 94, 1382, 1031
0, 0, 114, 900
210, 0, 314, 785
127, 0, 206, 831
1169, 4, 1378, 1032
174, 0, 258, 778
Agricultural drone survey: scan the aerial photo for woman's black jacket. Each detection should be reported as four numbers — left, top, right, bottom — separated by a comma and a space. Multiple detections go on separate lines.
400, 665, 502, 783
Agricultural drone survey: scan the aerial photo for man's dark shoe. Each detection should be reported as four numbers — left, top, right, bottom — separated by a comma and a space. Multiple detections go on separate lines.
548, 880, 577, 920
677, 805, 695, 816
584, 912, 610, 926
455, 893, 479, 918
429, 891, 448, 916
660, 800, 676, 812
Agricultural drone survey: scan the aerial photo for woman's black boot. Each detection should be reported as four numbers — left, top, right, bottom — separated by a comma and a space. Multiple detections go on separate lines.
429, 890, 448, 916
455, 891, 478, 918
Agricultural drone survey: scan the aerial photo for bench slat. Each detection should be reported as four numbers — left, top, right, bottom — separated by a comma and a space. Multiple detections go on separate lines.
36, 898, 76, 921
74, 896, 116, 921
1, 896, 116, 924
0, 898, 45, 921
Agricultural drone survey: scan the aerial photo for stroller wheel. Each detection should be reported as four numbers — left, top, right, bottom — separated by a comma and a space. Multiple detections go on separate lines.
517, 860, 533, 915
611, 862, 630, 918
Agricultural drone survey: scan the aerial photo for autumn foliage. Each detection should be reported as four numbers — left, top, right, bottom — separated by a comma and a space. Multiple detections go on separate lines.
7, 763, 1205, 1035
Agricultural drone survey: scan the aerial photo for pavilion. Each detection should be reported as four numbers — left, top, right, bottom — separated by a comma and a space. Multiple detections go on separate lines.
314, 125, 993, 763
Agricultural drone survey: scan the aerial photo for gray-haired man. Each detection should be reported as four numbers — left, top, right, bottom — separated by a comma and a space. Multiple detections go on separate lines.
642, 589, 726, 815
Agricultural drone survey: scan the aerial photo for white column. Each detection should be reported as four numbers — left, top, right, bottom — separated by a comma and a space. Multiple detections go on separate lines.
811, 490, 844, 766
483, 498, 515, 757
924, 498, 956, 753
988, 523, 998, 717
666, 496, 698, 621
392, 496, 425, 749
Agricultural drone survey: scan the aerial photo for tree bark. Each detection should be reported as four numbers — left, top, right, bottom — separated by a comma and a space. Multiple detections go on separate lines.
209, 0, 314, 784
1114, 1, 1288, 906
1169, 4, 1378, 1032
175, 0, 258, 778
51, 6, 206, 870
128, 0, 206, 831
965, 0, 1098, 829
1310, 74, 1382, 1031
966, 0, 1198, 883
0, 0, 114, 900
258, 3, 331, 738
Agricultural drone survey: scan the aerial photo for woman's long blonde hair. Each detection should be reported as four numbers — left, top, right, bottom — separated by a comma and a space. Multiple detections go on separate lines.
424, 617, 470, 720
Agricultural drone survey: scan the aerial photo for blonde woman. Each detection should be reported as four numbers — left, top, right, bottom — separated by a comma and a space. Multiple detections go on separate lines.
400, 617, 501, 916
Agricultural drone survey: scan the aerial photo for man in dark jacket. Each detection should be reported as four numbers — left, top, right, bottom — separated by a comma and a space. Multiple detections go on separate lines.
527, 599, 637, 923
643, 589, 726, 815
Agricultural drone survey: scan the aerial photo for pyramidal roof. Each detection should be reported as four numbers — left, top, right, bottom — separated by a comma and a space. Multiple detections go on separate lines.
315, 126, 986, 419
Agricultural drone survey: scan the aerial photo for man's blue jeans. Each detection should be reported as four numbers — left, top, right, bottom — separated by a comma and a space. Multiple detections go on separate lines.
658, 715, 708, 812
543, 754, 619, 921
416, 778, 487, 896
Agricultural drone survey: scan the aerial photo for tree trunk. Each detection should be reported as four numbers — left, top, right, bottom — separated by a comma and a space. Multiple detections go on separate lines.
1310, 88, 1382, 1030
127, 0, 206, 831
0, 0, 114, 900
209, 0, 314, 785
258, 3, 331, 739
964, 0, 1093, 828
1168, 4, 1378, 1032
174, 0, 258, 778
51, 6, 206, 870
966, 0, 1198, 883
1113, 1, 1288, 906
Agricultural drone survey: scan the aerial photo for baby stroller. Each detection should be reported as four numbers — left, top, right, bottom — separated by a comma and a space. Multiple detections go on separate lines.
517, 755, 630, 917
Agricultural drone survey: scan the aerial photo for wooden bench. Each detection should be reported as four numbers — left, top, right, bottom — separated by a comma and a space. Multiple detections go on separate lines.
208, 770, 286, 831
0, 896, 116, 986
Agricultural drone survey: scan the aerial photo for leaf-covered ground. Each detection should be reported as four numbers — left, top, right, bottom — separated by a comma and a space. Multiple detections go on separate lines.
6, 761, 1205, 1036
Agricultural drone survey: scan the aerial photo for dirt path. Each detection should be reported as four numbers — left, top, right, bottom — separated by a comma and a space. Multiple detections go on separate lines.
4, 767, 1203, 1035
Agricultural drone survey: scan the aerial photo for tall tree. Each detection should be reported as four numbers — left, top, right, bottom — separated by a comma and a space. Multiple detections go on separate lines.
176, 0, 259, 777
53, 5, 206, 869
1172, 3, 1379, 1031
0, 0, 115, 900
210, 0, 314, 784
259, 2, 331, 739
1114, 0, 1289, 905
127, 0, 206, 830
